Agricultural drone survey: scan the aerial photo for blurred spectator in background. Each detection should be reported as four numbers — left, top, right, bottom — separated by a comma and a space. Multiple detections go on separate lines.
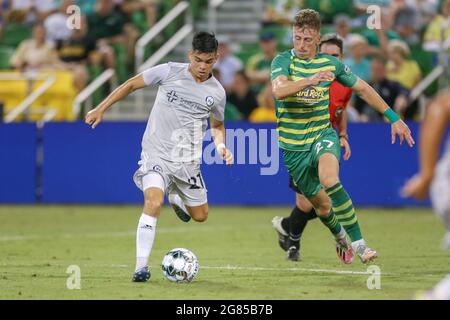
387, 40, 422, 91
55, 15, 93, 91
212, 68, 243, 121
44, 0, 74, 43
389, 0, 420, 45
407, 0, 439, 32
87, 0, 138, 70
386, 39, 422, 119
215, 37, 243, 93
10, 22, 59, 70
249, 83, 277, 122
344, 35, 372, 82
76, 0, 96, 15
0, 0, 7, 36
423, 0, 450, 52
227, 70, 258, 120
362, 10, 401, 57
263, 0, 303, 26
246, 31, 278, 96
354, 56, 409, 121
7, 0, 57, 25
333, 14, 358, 57
118, 0, 160, 29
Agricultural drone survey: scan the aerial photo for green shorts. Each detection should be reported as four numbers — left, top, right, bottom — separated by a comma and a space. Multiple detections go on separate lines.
282, 127, 341, 198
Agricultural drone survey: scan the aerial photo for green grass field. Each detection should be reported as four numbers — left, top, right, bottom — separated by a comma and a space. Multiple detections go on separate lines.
0, 205, 448, 300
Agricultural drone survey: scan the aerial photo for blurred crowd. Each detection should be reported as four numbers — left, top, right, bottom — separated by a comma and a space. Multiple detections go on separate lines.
0, 0, 449, 123
0, 0, 180, 91
215, 0, 450, 122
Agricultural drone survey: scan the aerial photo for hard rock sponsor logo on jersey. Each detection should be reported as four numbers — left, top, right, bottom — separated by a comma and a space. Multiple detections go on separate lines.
294, 86, 325, 105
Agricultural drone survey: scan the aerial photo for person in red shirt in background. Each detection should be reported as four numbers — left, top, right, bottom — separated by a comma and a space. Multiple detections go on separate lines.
272, 34, 355, 262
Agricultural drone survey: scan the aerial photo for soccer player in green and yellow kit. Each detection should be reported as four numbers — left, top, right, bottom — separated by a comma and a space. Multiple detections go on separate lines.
270, 9, 415, 263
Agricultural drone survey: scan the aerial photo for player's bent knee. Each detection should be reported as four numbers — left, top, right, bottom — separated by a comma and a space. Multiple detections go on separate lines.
144, 198, 163, 213
320, 176, 340, 189
296, 197, 313, 212
192, 213, 208, 222
314, 202, 332, 217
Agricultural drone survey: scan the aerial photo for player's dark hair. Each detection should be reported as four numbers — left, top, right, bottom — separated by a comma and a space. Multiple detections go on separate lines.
319, 33, 343, 54
192, 32, 219, 53
293, 9, 321, 31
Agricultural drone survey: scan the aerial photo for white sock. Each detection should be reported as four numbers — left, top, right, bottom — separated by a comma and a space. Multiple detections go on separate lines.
168, 194, 190, 216
135, 213, 157, 271
334, 226, 347, 240
351, 239, 366, 252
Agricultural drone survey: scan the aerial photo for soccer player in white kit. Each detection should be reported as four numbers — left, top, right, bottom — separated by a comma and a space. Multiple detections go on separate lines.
85, 32, 233, 282
402, 90, 450, 299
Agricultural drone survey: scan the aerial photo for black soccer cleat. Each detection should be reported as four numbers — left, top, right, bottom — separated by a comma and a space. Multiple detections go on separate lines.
286, 246, 300, 262
171, 203, 191, 222
132, 267, 151, 282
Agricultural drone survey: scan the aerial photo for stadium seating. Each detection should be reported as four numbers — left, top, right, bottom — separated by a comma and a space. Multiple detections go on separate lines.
0, 71, 76, 122
0, 23, 31, 47
0, 45, 14, 69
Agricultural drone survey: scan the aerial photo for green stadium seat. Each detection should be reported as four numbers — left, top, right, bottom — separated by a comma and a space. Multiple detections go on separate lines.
410, 46, 438, 96
0, 24, 32, 47
0, 46, 14, 69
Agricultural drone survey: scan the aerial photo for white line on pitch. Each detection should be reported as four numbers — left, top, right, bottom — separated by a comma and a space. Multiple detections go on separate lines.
199, 265, 380, 275
0, 225, 255, 241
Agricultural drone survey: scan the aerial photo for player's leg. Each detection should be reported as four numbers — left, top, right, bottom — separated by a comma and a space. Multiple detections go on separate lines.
286, 193, 317, 257
285, 193, 317, 261
272, 178, 317, 253
185, 203, 209, 222
168, 192, 191, 222
282, 148, 348, 260
173, 165, 209, 223
430, 140, 450, 250
318, 152, 377, 263
133, 173, 166, 282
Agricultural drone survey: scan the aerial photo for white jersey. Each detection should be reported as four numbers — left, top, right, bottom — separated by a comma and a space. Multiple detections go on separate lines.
140, 62, 226, 163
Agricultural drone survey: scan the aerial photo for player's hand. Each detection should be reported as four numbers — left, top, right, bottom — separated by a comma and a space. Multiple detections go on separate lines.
217, 143, 234, 165
340, 137, 351, 161
401, 174, 432, 200
85, 108, 103, 129
308, 71, 335, 86
391, 120, 415, 147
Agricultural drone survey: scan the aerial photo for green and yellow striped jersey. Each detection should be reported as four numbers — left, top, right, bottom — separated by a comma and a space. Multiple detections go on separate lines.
271, 50, 358, 151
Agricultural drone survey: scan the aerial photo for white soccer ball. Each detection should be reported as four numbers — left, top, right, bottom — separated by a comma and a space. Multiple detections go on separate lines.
161, 248, 199, 282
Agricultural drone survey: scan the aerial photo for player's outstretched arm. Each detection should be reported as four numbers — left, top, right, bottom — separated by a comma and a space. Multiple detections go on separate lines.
210, 116, 233, 165
337, 109, 351, 161
351, 78, 415, 147
271, 72, 335, 100
85, 74, 147, 129
402, 92, 450, 199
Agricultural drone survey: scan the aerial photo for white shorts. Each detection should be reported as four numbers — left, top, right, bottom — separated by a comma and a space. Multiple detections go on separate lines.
133, 155, 207, 207
430, 139, 450, 229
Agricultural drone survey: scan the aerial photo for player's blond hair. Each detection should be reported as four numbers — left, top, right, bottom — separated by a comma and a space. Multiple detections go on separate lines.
293, 9, 321, 31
